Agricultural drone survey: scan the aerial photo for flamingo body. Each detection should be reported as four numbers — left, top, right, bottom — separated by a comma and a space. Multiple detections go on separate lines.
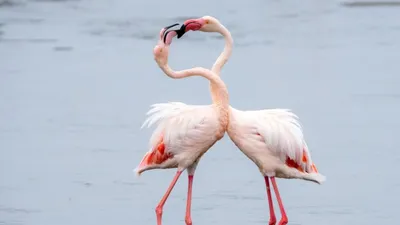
228, 107, 325, 183
167, 15, 326, 225
134, 31, 229, 225
175, 15, 326, 182
135, 102, 224, 175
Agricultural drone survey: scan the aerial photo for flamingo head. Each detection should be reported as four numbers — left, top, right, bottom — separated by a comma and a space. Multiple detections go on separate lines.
153, 16, 220, 65
153, 24, 179, 66
176, 16, 221, 38
157, 16, 220, 44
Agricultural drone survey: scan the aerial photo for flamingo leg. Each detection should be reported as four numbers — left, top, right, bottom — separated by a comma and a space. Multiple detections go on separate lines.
270, 177, 288, 225
184, 175, 194, 225
155, 170, 183, 225
264, 177, 277, 225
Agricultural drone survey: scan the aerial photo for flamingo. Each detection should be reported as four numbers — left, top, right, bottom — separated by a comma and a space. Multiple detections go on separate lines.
134, 24, 229, 225
165, 16, 326, 225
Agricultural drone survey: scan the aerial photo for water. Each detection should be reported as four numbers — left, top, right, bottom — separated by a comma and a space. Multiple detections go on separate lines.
1, 0, 400, 224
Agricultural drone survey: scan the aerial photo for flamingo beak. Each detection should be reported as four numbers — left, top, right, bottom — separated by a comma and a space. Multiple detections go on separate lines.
160, 23, 186, 44
176, 24, 187, 39
160, 23, 178, 43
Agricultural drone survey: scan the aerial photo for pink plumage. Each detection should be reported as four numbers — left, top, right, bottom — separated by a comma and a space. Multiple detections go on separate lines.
134, 32, 229, 225
164, 16, 326, 225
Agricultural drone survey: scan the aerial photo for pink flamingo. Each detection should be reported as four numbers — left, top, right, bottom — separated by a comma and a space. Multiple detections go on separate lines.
134, 25, 229, 225
168, 16, 327, 225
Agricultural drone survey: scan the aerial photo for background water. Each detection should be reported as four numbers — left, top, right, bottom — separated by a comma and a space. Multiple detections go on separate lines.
1, 0, 400, 224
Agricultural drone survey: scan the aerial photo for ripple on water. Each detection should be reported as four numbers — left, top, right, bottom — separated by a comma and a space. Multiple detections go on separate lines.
276, 13, 300, 19
0, 38, 58, 43
73, 181, 93, 187
209, 192, 264, 201
0, 220, 23, 225
296, 205, 355, 216
0, 206, 41, 214
341, 1, 400, 8
113, 180, 144, 186
0, 186, 19, 192
352, 93, 400, 99
0, 18, 48, 43
0, 23, 4, 37
91, 148, 118, 153
0, 0, 23, 7
53, 46, 73, 51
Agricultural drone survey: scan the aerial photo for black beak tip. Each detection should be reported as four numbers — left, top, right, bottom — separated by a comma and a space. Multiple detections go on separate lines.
161, 24, 187, 43
163, 23, 180, 31
176, 24, 186, 39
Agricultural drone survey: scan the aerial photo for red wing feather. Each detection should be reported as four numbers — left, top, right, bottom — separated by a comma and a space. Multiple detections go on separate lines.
137, 134, 172, 169
285, 147, 319, 173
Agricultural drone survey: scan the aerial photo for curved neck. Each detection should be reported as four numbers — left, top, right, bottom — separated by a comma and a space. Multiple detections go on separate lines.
208, 23, 233, 112
211, 23, 233, 75
159, 64, 229, 128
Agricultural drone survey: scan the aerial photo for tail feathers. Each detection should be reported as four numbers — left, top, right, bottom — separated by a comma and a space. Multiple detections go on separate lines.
285, 146, 319, 174
311, 163, 318, 173
306, 172, 326, 184
134, 140, 172, 177
285, 155, 326, 184
133, 152, 151, 177
133, 167, 142, 177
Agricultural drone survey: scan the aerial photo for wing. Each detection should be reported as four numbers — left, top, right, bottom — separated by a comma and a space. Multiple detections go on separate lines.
139, 102, 218, 164
250, 108, 317, 173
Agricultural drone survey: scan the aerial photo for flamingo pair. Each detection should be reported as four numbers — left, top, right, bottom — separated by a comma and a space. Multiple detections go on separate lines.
134, 16, 326, 225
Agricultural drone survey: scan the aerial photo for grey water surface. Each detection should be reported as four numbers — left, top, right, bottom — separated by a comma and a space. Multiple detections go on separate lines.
1, 0, 400, 224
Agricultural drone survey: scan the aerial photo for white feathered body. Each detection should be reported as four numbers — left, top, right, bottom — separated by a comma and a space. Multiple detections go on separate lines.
135, 102, 224, 175
227, 107, 326, 184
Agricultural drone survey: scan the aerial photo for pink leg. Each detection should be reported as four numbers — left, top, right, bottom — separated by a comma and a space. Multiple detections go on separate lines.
270, 177, 288, 225
155, 170, 183, 225
185, 175, 194, 225
264, 177, 277, 225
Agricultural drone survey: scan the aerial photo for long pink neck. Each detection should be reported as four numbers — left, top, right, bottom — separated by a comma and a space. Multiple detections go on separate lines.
209, 23, 233, 106
159, 64, 229, 131
211, 23, 233, 75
